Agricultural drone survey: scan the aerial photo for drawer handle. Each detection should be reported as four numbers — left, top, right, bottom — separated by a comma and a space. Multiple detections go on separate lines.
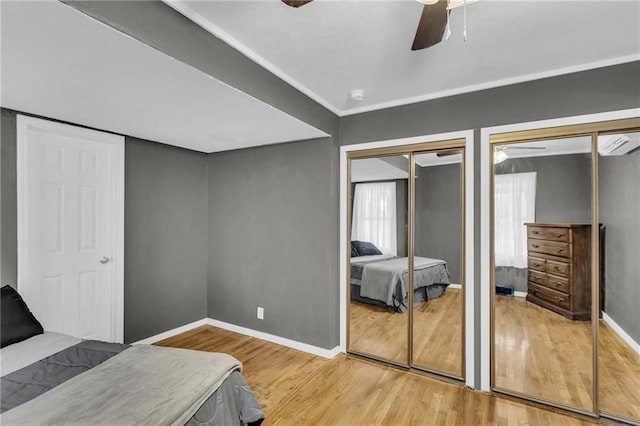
532, 244, 539, 248
554, 297, 565, 302
554, 233, 563, 237
532, 231, 539, 234
534, 263, 540, 267
556, 249, 564, 253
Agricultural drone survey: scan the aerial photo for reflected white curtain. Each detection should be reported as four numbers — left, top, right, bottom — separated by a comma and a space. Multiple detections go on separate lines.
351, 182, 397, 255
494, 172, 536, 268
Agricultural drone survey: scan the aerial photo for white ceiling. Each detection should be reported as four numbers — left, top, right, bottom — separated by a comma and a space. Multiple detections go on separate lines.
168, 0, 640, 116
0, 1, 328, 153
351, 157, 408, 181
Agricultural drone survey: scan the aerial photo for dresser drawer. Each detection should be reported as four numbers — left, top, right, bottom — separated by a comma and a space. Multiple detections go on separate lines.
546, 275, 569, 293
528, 257, 546, 272
528, 283, 570, 310
528, 239, 571, 258
528, 269, 546, 286
547, 260, 570, 278
527, 226, 570, 242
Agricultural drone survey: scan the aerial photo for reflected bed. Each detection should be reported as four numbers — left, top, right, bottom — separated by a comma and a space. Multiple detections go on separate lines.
350, 254, 451, 312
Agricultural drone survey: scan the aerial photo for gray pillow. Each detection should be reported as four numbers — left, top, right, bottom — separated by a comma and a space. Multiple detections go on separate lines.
351, 241, 383, 256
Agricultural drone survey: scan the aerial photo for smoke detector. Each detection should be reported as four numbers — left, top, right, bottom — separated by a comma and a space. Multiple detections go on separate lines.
349, 89, 365, 102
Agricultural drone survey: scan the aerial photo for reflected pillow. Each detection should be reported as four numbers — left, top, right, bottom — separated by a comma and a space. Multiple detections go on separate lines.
351, 241, 383, 256
351, 244, 359, 257
1, 285, 44, 348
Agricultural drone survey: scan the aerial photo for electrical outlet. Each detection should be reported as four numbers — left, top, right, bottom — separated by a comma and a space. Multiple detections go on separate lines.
257, 307, 264, 320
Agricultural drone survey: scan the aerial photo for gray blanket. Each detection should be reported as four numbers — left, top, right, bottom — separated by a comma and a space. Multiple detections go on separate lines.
359, 257, 450, 309
1, 344, 258, 425
1, 340, 128, 413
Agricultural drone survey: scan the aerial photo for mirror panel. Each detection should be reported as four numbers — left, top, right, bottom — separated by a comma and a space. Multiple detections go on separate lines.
597, 130, 640, 422
412, 149, 464, 377
492, 136, 594, 410
348, 155, 409, 364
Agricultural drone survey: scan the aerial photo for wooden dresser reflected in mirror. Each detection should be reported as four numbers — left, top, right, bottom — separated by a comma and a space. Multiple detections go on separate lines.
525, 223, 598, 320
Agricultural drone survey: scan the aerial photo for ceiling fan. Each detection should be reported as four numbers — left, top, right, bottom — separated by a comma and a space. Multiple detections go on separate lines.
281, 0, 477, 51
435, 145, 547, 164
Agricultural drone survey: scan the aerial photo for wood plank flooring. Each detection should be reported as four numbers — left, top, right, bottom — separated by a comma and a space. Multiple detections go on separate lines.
494, 296, 594, 410
598, 320, 640, 420
349, 288, 462, 376
156, 325, 599, 425
495, 296, 640, 420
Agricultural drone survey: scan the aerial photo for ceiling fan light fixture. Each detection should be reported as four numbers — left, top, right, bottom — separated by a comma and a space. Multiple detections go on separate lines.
447, 0, 478, 10
494, 150, 509, 164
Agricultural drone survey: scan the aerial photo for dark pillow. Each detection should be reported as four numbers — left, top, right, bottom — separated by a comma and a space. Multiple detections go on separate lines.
351, 241, 383, 256
1, 285, 44, 348
351, 244, 359, 257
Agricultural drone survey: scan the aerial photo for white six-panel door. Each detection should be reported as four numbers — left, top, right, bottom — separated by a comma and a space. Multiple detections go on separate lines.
17, 115, 124, 342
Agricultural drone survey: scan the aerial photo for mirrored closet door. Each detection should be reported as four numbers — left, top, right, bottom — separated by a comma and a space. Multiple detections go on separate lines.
348, 154, 410, 365
490, 117, 640, 423
491, 134, 594, 412
412, 149, 464, 378
597, 129, 640, 423
347, 141, 466, 380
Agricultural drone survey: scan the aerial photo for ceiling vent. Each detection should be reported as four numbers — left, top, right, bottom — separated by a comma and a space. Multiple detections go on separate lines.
598, 134, 640, 156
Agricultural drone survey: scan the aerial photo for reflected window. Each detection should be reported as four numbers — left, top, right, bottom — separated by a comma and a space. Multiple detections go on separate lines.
352, 182, 397, 255
494, 172, 536, 268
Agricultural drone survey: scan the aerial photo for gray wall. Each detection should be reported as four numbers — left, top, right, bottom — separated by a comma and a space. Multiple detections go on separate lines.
0, 108, 209, 343
415, 163, 463, 284
599, 150, 640, 344
495, 154, 592, 223
1, 109, 17, 287
124, 137, 208, 343
207, 138, 337, 348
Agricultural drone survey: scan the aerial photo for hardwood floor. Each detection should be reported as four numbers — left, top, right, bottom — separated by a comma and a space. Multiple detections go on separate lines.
495, 296, 640, 421
598, 320, 640, 420
494, 295, 594, 410
349, 288, 462, 376
156, 325, 598, 425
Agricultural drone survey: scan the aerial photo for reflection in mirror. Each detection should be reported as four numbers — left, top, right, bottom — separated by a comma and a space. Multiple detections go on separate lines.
598, 130, 640, 422
412, 149, 464, 377
492, 136, 594, 410
348, 155, 409, 363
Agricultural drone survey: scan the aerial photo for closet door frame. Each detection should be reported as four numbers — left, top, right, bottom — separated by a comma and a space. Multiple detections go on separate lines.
340, 129, 475, 388
480, 109, 640, 420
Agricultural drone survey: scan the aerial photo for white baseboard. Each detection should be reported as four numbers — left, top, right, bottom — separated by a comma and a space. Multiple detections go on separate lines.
449, 283, 462, 289
602, 312, 640, 356
132, 319, 208, 345
514, 291, 528, 298
206, 318, 341, 359
132, 317, 341, 359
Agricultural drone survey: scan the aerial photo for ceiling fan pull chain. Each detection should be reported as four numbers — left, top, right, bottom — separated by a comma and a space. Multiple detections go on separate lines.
463, 0, 467, 42
445, 0, 452, 41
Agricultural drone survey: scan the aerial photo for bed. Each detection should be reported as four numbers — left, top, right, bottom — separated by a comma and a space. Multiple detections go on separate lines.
350, 241, 451, 312
0, 285, 265, 426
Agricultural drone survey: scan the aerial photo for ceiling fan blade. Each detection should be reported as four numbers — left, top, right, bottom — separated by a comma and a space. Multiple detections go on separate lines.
281, 0, 313, 7
436, 149, 462, 157
412, 1, 449, 51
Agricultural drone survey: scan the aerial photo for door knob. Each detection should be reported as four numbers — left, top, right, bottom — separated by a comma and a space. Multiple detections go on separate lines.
100, 257, 111, 264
